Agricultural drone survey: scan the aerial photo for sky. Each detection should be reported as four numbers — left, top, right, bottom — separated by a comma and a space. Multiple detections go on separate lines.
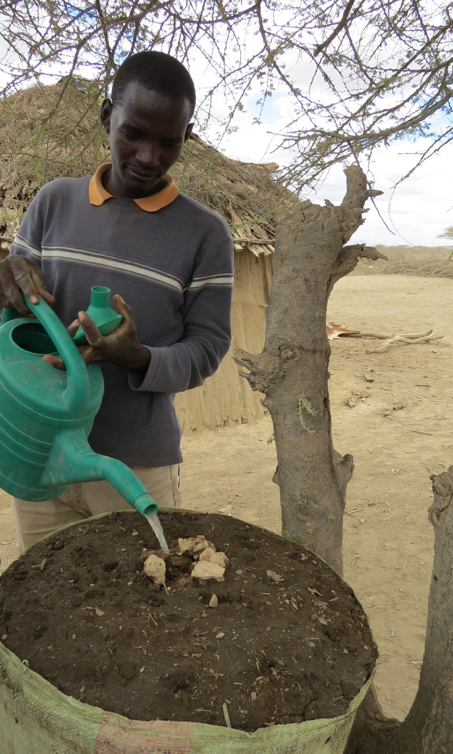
215, 92, 453, 249
1, 30, 452, 249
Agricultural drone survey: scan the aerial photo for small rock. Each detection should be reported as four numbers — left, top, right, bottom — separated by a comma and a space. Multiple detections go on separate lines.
216, 632, 225, 639
251, 691, 257, 701
175, 535, 214, 558
1, 634, 7, 641
266, 570, 284, 583
31, 558, 47, 572
95, 608, 104, 617
218, 504, 233, 513
235, 569, 243, 575
359, 517, 366, 524
72, 633, 77, 640
143, 554, 167, 586
308, 642, 316, 648
209, 594, 219, 608
363, 371, 374, 382
199, 548, 229, 568
191, 561, 225, 583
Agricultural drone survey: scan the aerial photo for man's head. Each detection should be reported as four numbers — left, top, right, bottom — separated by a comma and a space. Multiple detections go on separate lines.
101, 51, 195, 199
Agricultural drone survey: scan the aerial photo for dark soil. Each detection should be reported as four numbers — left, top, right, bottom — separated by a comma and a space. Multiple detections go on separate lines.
0, 510, 377, 731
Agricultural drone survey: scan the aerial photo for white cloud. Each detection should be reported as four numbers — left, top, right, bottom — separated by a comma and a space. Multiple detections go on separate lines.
215, 110, 453, 248
1, 30, 450, 248
312, 142, 453, 247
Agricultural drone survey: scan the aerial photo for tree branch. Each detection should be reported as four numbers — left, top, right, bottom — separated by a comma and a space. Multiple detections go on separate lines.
314, 0, 356, 56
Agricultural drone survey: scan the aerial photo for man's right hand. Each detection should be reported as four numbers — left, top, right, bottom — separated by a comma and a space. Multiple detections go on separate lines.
0, 256, 55, 315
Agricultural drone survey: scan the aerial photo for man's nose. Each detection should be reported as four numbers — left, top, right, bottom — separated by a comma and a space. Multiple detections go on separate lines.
136, 142, 159, 168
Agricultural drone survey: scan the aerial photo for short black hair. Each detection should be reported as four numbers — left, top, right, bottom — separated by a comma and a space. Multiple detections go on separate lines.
112, 51, 196, 119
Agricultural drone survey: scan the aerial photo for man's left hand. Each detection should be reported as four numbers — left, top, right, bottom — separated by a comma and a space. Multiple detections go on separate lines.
43, 295, 151, 372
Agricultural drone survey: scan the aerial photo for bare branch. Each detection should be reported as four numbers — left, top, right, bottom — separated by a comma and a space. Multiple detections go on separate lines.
314, 0, 356, 56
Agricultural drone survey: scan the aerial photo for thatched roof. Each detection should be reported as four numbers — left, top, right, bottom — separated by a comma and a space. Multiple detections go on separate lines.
0, 80, 297, 257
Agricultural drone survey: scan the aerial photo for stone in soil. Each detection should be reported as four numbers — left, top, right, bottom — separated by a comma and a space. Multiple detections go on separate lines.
0, 510, 377, 731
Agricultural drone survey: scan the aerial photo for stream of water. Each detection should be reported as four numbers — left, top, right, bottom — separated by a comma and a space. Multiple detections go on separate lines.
146, 511, 170, 554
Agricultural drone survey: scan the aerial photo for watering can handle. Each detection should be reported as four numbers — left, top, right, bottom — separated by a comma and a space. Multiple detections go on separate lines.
23, 294, 90, 413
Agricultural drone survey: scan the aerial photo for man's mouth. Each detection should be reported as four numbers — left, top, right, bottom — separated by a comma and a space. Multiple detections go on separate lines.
127, 165, 159, 181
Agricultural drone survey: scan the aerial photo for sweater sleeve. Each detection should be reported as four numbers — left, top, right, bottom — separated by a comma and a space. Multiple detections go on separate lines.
128, 220, 234, 394
9, 189, 45, 265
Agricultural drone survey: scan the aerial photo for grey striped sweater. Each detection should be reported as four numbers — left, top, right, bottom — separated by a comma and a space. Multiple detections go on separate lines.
10, 173, 234, 466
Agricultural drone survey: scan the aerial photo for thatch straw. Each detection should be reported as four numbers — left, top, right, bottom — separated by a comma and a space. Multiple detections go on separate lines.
0, 80, 297, 254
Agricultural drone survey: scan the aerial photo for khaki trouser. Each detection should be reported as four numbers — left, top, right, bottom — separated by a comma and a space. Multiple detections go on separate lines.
12, 464, 181, 555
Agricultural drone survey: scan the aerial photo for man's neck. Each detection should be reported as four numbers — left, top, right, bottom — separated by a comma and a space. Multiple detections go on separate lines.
102, 165, 167, 200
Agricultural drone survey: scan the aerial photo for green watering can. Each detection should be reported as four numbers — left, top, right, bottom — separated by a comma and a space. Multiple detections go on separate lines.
0, 287, 158, 521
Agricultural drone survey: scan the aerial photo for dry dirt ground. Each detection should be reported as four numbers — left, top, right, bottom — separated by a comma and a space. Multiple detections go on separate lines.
1, 273, 452, 723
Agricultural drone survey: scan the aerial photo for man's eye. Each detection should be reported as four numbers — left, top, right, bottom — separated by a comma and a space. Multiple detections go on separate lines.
124, 129, 142, 141
163, 141, 180, 149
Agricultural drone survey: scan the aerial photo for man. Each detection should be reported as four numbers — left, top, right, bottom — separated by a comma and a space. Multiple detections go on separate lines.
0, 51, 234, 553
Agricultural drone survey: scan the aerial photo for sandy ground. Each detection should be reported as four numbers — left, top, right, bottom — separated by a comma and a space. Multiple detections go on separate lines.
1, 273, 452, 723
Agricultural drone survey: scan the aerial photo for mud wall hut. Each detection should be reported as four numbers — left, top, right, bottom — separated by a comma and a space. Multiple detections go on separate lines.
0, 81, 297, 433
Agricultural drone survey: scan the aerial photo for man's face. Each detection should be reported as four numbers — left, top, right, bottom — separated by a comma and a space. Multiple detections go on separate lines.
101, 81, 193, 199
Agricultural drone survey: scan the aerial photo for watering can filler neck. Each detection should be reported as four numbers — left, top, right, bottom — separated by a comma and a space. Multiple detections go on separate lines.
0, 288, 163, 540
73, 285, 123, 345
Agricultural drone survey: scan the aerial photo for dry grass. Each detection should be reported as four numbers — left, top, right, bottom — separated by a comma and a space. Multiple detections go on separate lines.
172, 136, 295, 251
0, 81, 295, 252
353, 245, 453, 278
0, 81, 107, 240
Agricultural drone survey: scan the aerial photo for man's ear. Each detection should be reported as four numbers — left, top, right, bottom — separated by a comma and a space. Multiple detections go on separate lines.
184, 123, 194, 142
100, 97, 113, 134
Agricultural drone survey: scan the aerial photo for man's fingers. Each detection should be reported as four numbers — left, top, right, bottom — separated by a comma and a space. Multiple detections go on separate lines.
43, 354, 66, 371
113, 294, 132, 321
44, 344, 98, 370
8, 257, 43, 306
1, 267, 32, 314
38, 290, 56, 304
79, 346, 101, 365
29, 267, 55, 304
67, 319, 80, 338
0, 257, 54, 312
78, 311, 104, 347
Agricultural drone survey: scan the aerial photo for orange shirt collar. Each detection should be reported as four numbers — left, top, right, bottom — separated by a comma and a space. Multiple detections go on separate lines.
89, 162, 180, 212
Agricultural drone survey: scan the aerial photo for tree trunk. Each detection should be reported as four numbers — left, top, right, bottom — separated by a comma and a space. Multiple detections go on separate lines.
234, 165, 383, 574
235, 166, 453, 751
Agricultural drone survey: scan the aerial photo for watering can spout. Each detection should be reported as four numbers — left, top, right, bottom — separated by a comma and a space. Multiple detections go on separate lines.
41, 428, 158, 519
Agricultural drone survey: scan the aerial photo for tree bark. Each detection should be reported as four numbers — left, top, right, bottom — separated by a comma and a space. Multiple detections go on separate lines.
235, 166, 453, 751
234, 166, 383, 574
